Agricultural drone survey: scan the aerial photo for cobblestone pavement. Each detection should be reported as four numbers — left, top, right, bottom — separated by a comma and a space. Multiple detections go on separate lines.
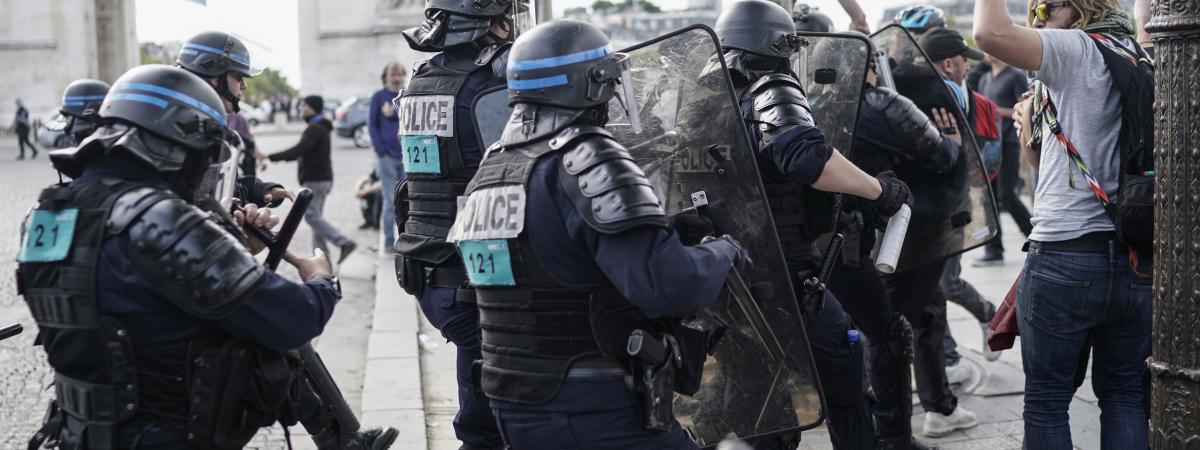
0, 124, 380, 449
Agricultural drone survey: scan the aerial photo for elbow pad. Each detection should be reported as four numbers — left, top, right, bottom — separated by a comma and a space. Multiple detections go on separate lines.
555, 126, 668, 234
111, 187, 266, 319
748, 74, 816, 145
864, 86, 944, 162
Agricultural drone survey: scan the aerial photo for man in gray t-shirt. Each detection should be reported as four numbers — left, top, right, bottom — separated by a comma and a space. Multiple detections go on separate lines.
975, 0, 1153, 448
1029, 28, 1124, 243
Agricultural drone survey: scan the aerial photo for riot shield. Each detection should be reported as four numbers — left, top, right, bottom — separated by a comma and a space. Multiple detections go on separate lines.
793, 32, 871, 155
606, 25, 824, 446
470, 86, 510, 150
867, 25, 999, 271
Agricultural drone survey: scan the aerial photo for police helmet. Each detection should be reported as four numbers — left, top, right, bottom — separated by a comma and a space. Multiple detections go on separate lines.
61, 79, 109, 120
793, 4, 834, 33
716, 0, 805, 59
176, 31, 256, 79
403, 0, 514, 52
507, 20, 629, 109
894, 5, 946, 33
100, 65, 235, 170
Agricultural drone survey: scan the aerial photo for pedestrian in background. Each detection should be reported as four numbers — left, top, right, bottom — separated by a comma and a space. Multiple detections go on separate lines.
370, 62, 407, 252
976, 0, 1153, 448
268, 95, 358, 263
975, 54, 1034, 267
13, 99, 37, 160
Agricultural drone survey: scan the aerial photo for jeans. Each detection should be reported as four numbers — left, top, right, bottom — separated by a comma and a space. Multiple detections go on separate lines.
491, 376, 697, 450
416, 286, 502, 448
377, 155, 406, 250
939, 254, 996, 365
1017, 242, 1152, 450
302, 181, 352, 254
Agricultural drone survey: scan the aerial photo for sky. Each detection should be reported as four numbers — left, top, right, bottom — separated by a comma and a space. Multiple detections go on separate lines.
135, 0, 912, 88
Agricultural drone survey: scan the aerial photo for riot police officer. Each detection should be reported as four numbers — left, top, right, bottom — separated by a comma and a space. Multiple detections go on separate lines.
793, 3, 834, 33
393, 0, 515, 447
715, 0, 912, 448
447, 19, 749, 449
827, 58, 962, 450
19, 64, 343, 449
58, 79, 109, 147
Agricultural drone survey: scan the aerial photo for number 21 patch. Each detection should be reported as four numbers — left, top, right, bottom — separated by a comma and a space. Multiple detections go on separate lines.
458, 239, 515, 286
18, 209, 79, 263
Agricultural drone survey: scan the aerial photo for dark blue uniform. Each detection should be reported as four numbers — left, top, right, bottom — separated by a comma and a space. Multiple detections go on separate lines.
68, 158, 340, 447
485, 150, 737, 450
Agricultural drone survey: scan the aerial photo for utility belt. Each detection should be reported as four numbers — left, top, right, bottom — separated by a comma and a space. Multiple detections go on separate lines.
625, 321, 714, 432
395, 253, 475, 303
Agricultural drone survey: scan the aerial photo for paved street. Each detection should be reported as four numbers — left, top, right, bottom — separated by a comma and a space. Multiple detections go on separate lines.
0, 124, 1113, 449
0, 122, 381, 449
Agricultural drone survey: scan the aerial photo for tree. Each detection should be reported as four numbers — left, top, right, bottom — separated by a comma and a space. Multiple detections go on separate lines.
243, 68, 298, 106
591, 0, 615, 10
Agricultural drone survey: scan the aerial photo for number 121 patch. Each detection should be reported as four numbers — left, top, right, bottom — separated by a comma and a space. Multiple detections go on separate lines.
458, 239, 515, 286
18, 209, 79, 263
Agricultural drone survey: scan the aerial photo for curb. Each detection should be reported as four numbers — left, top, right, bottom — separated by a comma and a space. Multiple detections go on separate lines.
361, 255, 428, 448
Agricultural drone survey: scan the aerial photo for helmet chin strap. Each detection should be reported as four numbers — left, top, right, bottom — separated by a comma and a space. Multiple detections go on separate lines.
216, 75, 241, 113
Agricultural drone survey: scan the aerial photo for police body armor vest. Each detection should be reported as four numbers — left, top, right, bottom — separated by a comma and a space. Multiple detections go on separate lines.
17, 178, 280, 449
739, 73, 833, 268
395, 43, 509, 268
449, 126, 667, 404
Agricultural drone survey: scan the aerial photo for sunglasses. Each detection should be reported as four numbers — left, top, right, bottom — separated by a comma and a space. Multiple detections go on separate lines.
1030, 1, 1072, 22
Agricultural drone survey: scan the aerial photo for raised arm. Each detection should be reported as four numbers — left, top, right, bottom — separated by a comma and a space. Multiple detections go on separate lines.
974, 0, 1044, 70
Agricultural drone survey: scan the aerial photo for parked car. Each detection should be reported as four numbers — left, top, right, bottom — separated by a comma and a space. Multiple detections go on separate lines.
334, 95, 372, 148
239, 102, 271, 126
35, 111, 70, 148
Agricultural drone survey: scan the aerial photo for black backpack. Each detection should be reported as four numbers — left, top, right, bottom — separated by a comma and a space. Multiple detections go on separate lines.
1090, 33, 1155, 249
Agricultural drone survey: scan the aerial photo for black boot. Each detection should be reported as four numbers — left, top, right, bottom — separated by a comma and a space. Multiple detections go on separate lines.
314, 426, 399, 450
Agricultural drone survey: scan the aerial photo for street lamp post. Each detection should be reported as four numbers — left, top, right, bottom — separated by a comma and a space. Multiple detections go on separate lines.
1146, 3, 1200, 448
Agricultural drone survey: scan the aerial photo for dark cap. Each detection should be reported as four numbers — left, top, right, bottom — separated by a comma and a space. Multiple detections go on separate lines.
919, 27, 984, 62
302, 95, 324, 112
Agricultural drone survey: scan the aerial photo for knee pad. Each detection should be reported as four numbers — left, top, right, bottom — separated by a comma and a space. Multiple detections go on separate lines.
886, 314, 914, 364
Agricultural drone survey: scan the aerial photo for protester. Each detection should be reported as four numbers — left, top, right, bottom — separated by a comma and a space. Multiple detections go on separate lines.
268, 95, 358, 263
369, 62, 407, 252
227, 110, 262, 177
975, 0, 1153, 448
13, 99, 37, 159
975, 54, 1034, 266
355, 164, 383, 229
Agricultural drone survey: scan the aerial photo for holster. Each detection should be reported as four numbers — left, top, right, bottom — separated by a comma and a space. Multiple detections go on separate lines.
626, 330, 680, 432
186, 339, 300, 449
394, 254, 426, 296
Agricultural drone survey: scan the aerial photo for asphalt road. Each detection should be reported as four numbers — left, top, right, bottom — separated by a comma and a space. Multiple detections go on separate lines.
0, 123, 381, 449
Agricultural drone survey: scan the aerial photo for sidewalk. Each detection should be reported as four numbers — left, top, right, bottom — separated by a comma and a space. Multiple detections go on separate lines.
366, 210, 1107, 449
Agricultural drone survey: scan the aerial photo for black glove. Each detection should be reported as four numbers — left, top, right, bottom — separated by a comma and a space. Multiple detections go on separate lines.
700, 200, 737, 237
702, 234, 753, 273
670, 211, 714, 246
869, 171, 912, 225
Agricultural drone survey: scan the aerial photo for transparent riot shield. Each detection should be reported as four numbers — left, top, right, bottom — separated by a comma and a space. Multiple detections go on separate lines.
470, 86, 510, 150
793, 32, 871, 155
606, 25, 824, 446
868, 25, 1000, 271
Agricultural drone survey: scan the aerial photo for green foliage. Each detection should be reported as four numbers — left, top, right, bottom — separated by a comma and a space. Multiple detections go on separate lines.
592, 0, 660, 13
591, 0, 615, 10
243, 68, 298, 105
140, 50, 167, 65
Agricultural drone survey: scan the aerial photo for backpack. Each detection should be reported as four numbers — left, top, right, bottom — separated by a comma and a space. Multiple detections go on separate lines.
1089, 33, 1155, 249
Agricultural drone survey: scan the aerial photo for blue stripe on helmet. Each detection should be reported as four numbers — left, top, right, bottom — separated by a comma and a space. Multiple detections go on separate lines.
109, 93, 170, 109
112, 82, 227, 126
900, 12, 931, 29
510, 45, 612, 71
62, 101, 87, 107
182, 42, 250, 66
507, 75, 569, 90
63, 95, 106, 101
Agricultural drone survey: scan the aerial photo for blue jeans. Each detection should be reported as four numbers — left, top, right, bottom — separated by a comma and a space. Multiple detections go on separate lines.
1017, 242, 1152, 450
377, 155, 406, 250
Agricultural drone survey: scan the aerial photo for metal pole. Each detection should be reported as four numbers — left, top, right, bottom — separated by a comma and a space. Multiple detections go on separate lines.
1146, 3, 1200, 447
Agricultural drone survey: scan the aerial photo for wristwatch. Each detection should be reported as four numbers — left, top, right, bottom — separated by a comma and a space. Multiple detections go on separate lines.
314, 275, 342, 298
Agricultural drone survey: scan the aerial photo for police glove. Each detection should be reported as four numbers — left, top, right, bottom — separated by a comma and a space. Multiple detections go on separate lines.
869, 171, 912, 224
702, 234, 753, 273
670, 211, 714, 246
699, 200, 737, 237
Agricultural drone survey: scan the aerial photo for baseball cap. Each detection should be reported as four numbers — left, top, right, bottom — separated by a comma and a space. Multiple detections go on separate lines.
919, 28, 985, 61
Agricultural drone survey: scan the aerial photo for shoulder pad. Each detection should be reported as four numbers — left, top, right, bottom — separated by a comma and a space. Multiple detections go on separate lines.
865, 86, 944, 163
557, 129, 667, 234
119, 190, 266, 319
748, 74, 815, 143
489, 44, 511, 85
